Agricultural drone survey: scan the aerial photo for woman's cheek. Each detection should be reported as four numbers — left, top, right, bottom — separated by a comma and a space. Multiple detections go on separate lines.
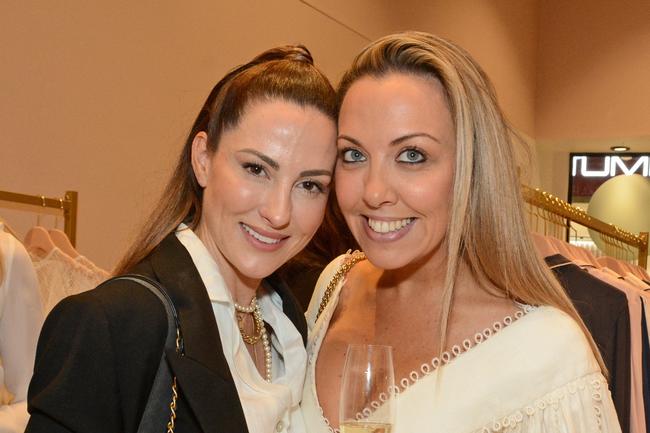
297, 194, 329, 236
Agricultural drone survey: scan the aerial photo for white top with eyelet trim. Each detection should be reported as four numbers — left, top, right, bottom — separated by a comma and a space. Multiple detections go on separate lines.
301, 254, 622, 433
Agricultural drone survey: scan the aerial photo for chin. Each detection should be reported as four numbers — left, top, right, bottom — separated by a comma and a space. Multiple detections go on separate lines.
235, 255, 287, 279
361, 248, 417, 271
238, 263, 280, 280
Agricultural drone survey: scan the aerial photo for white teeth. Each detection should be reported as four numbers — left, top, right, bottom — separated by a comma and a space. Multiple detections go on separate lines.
241, 224, 281, 244
367, 217, 414, 234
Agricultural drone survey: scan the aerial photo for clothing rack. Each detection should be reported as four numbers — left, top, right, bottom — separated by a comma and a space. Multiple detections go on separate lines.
522, 185, 648, 269
0, 190, 78, 246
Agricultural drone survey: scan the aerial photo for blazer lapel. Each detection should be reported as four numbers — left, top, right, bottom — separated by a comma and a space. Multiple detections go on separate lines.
266, 274, 308, 346
147, 233, 248, 433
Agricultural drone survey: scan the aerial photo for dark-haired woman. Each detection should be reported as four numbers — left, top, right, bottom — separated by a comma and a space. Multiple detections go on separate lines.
26, 45, 337, 433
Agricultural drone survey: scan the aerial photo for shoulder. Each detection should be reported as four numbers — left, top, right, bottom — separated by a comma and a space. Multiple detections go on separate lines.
42, 275, 168, 354
305, 252, 364, 329
449, 305, 601, 391
525, 305, 590, 341
78, 274, 164, 313
507, 305, 601, 379
436, 305, 605, 426
487, 307, 618, 432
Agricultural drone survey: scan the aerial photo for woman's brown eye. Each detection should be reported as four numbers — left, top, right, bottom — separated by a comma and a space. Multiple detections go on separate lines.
301, 180, 323, 194
243, 163, 265, 176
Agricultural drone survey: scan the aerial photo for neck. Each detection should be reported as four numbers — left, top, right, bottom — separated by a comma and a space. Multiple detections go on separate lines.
194, 222, 261, 305
374, 247, 450, 300
373, 250, 487, 304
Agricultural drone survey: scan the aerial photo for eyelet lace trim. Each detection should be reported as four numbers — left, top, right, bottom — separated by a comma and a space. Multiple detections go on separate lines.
394, 304, 536, 394
316, 303, 537, 433
478, 373, 607, 432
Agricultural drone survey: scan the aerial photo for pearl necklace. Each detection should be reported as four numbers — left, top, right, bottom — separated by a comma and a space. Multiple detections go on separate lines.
234, 297, 272, 382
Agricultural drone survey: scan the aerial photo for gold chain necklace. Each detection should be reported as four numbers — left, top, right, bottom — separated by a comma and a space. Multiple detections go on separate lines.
234, 296, 272, 381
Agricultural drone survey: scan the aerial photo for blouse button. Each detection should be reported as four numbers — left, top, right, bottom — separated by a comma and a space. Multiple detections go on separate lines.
276, 420, 284, 432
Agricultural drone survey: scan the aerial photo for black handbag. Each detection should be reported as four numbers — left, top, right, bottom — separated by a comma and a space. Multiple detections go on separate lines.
111, 274, 184, 433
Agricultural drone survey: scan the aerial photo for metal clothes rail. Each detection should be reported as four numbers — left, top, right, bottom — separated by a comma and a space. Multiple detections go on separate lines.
0, 190, 78, 246
522, 185, 648, 269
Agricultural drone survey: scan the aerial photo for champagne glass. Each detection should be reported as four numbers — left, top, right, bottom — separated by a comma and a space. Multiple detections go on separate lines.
339, 344, 396, 433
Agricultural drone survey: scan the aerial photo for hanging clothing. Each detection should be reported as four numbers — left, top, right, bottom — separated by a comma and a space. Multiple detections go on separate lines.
30, 247, 108, 315
0, 225, 44, 433
588, 268, 647, 433
545, 254, 631, 433
301, 254, 622, 433
637, 291, 650, 433
75, 255, 110, 281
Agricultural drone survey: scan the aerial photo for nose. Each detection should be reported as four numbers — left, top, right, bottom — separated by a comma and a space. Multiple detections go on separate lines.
362, 163, 397, 208
259, 184, 292, 229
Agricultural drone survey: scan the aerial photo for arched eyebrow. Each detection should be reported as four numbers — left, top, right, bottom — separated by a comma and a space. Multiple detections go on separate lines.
240, 149, 279, 170
240, 149, 331, 177
337, 135, 361, 146
391, 133, 441, 145
337, 132, 441, 146
300, 169, 332, 177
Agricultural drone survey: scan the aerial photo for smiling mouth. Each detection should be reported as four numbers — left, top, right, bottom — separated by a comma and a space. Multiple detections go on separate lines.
240, 223, 284, 245
366, 217, 415, 234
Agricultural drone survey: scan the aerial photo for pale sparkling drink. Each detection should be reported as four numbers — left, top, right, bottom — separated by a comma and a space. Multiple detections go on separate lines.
340, 421, 393, 433
339, 345, 396, 433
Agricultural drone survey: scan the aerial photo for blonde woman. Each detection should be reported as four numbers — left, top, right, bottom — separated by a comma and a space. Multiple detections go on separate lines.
301, 32, 621, 432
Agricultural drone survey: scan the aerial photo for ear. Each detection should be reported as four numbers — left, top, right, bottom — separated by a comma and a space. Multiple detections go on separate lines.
191, 131, 211, 187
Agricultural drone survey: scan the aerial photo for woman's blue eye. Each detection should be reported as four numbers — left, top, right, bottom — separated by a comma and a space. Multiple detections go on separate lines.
397, 149, 425, 163
341, 148, 366, 163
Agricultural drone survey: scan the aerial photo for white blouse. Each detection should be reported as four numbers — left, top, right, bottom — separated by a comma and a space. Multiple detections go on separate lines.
0, 225, 44, 433
176, 226, 307, 433
301, 254, 622, 433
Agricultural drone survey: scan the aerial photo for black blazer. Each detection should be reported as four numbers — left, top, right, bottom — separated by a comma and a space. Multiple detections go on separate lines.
25, 233, 308, 433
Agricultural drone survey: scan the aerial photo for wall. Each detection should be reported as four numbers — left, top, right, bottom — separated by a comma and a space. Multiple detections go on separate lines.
534, 0, 650, 199
536, 0, 650, 141
1, 1, 541, 269
307, 0, 539, 136
0, 0, 367, 269
403, 0, 539, 138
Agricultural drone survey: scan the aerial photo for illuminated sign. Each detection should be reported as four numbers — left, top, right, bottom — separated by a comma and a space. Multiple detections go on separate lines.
571, 155, 650, 178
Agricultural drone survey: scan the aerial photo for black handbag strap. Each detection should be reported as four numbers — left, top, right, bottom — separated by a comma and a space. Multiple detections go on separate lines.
111, 274, 183, 433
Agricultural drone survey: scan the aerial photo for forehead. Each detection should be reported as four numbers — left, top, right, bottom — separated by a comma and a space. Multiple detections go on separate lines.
219, 98, 337, 162
236, 98, 325, 129
338, 73, 453, 142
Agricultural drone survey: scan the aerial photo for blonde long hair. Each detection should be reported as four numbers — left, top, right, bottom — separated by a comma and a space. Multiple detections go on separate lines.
337, 31, 607, 374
